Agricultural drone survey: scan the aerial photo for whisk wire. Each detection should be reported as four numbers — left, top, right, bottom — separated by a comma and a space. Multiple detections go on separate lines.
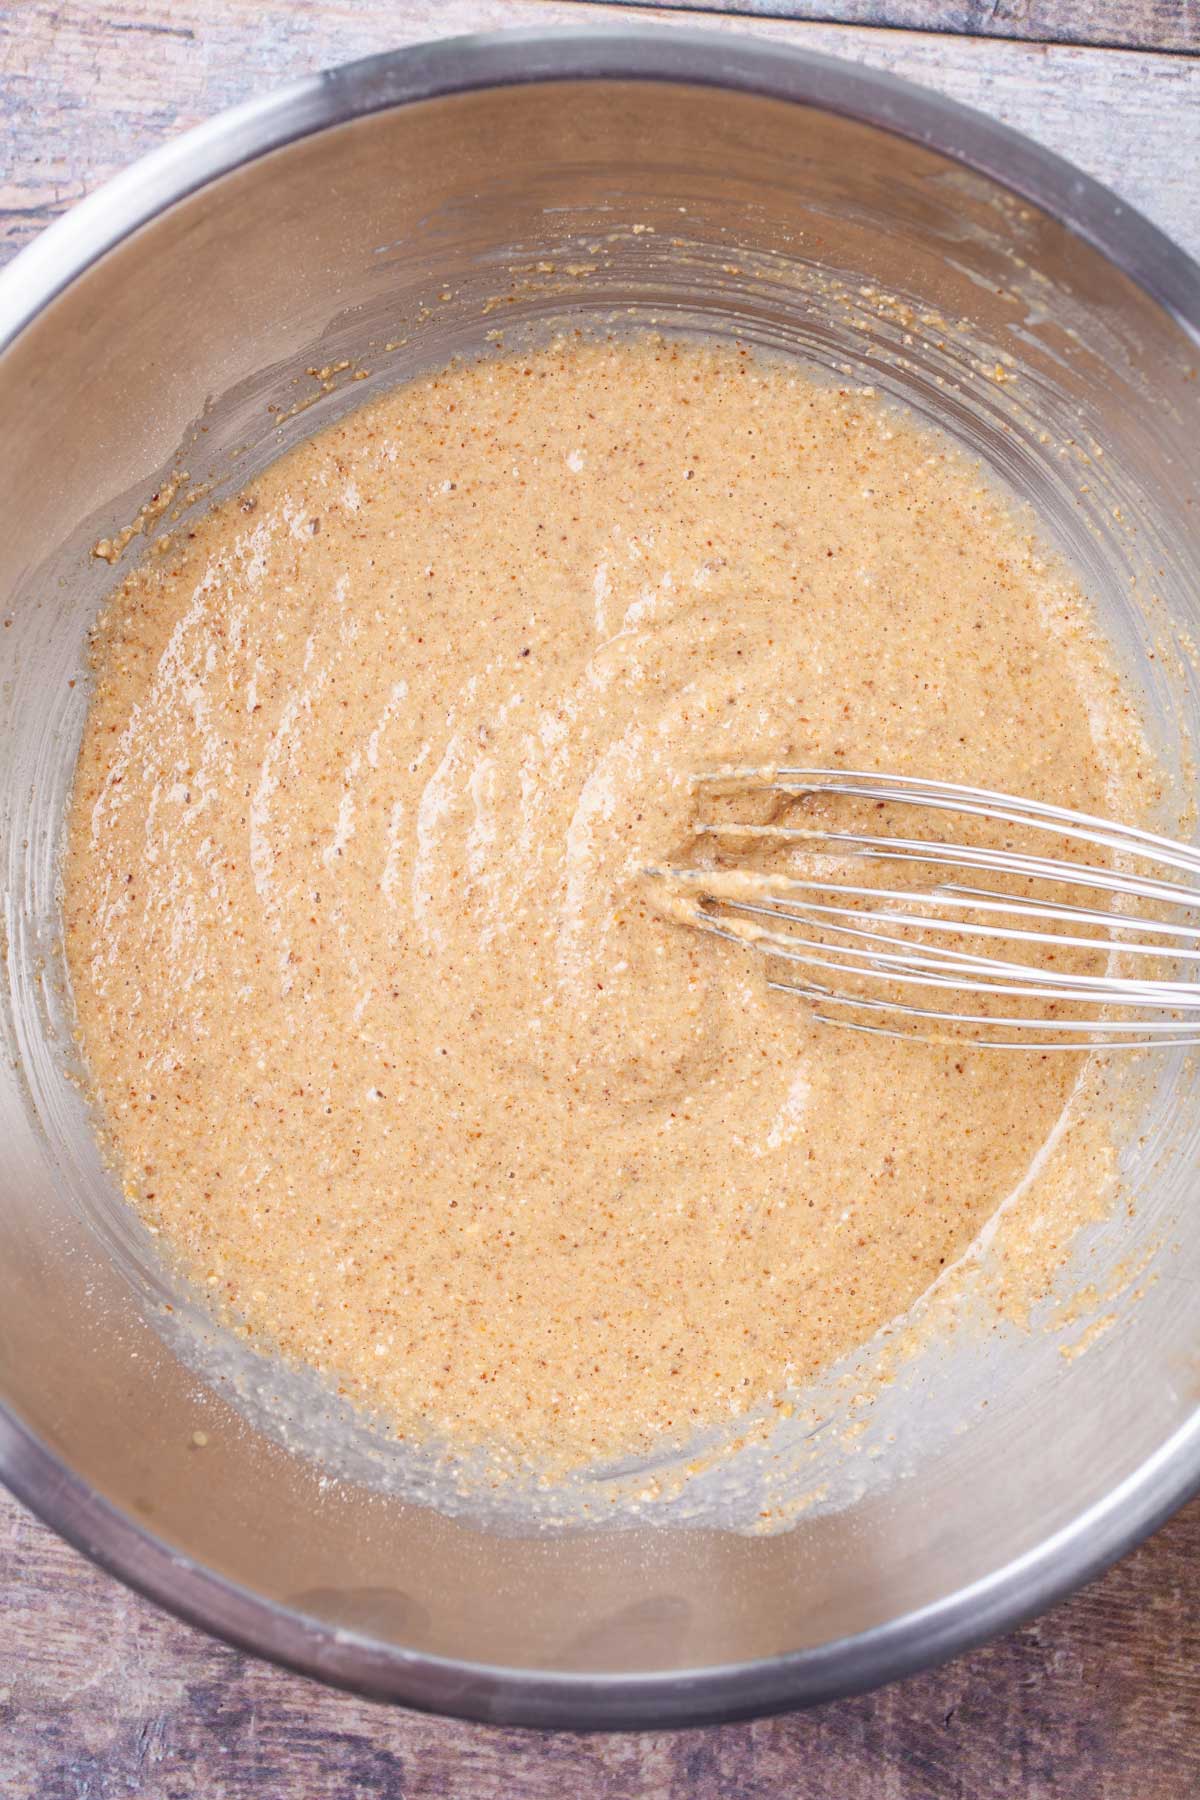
696, 910, 1192, 1005
697, 823, 1200, 910
717, 889, 1200, 965
699, 767, 1200, 877
767, 977, 1200, 1043
659, 769, 1200, 1051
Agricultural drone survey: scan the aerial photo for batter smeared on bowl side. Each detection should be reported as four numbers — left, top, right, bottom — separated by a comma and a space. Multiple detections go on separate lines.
64, 337, 1149, 1472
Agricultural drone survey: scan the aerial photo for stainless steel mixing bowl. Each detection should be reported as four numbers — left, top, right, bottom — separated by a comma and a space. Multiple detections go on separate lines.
2, 27, 1199, 1729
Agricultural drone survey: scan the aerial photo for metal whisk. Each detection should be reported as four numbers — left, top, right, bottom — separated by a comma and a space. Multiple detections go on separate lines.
653, 769, 1200, 1050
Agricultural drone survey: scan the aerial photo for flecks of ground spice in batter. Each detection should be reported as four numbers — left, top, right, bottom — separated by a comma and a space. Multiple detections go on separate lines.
64, 336, 1150, 1472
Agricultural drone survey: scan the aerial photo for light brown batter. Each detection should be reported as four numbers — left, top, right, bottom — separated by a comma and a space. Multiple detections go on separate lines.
64, 336, 1146, 1471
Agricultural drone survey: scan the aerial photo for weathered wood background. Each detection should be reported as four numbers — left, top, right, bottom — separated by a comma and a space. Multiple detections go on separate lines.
588, 0, 1200, 54
2, 4, 1199, 1796
4, 1, 1199, 260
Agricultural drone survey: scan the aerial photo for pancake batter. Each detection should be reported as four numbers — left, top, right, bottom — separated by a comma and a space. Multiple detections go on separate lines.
64, 337, 1146, 1470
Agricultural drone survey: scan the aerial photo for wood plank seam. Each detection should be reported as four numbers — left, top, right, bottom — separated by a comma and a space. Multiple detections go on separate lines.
573, 0, 1200, 58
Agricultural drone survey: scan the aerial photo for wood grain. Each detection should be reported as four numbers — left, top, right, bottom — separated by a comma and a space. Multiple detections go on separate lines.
3, 1, 1200, 266
4, 1481, 1200, 1799
2, 4, 1199, 1796
580, 0, 1200, 56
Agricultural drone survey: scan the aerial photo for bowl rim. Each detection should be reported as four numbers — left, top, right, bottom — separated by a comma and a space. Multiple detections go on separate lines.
2, 23, 1199, 1730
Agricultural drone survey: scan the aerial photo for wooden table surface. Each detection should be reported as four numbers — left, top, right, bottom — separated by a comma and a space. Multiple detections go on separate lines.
2, 4, 1198, 1795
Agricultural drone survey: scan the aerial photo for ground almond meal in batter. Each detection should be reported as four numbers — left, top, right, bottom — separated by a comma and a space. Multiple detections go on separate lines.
64, 335, 1149, 1473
